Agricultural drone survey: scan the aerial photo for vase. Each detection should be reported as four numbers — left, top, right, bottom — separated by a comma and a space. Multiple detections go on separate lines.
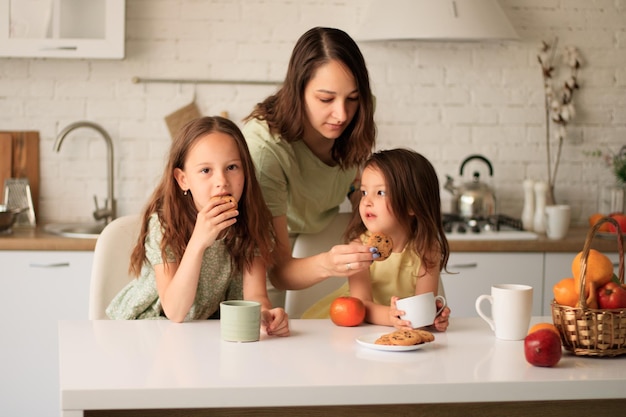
598, 183, 626, 214
546, 183, 557, 206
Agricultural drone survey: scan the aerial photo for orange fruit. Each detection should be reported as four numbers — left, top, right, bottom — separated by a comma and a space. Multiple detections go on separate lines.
553, 277, 578, 307
588, 213, 611, 232
329, 296, 366, 327
528, 322, 560, 337
572, 249, 614, 296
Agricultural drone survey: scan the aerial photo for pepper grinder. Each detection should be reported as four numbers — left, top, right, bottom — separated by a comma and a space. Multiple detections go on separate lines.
522, 179, 535, 231
533, 181, 548, 234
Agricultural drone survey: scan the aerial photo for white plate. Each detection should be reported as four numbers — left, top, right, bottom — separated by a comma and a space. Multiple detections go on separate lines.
355, 333, 424, 352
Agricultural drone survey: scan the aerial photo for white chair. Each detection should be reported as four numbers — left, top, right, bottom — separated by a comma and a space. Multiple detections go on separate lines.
284, 212, 352, 319
89, 214, 141, 319
284, 212, 446, 319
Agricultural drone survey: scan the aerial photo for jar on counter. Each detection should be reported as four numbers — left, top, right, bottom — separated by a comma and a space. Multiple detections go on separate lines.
598, 184, 626, 214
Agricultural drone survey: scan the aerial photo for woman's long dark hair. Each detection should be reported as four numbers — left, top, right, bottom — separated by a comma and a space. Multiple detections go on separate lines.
130, 116, 276, 277
244, 26, 376, 169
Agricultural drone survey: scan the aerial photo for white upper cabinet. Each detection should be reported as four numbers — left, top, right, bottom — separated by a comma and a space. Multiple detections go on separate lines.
0, 0, 125, 59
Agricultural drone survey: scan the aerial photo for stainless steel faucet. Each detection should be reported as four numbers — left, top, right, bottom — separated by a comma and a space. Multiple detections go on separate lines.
53, 121, 116, 224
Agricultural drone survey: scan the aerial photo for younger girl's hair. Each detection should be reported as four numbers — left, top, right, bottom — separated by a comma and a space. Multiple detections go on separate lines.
129, 116, 276, 277
345, 148, 450, 274
244, 26, 376, 169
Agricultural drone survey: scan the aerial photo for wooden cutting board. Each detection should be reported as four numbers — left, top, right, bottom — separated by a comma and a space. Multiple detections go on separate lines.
0, 131, 40, 217
0, 133, 12, 194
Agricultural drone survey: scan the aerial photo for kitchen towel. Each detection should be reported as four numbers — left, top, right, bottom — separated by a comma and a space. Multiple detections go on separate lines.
164, 101, 201, 140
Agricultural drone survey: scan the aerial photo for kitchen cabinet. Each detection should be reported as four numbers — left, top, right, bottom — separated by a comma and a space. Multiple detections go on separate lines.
542, 252, 621, 315
442, 252, 544, 318
0, 0, 125, 59
0, 250, 93, 417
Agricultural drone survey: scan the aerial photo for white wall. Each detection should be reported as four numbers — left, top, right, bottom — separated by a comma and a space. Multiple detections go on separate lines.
0, 0, 625, 227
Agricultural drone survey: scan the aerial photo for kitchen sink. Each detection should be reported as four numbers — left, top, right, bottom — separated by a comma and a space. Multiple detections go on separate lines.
44, 222, 105, 239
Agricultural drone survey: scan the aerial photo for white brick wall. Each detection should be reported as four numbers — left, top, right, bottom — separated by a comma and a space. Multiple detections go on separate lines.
0, 0, 625, 227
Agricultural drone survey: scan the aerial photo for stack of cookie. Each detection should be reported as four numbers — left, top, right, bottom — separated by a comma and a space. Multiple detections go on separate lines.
374, 329, 434, 346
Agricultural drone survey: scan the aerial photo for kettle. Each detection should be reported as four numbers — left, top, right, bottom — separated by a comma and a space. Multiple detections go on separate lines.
444, 154, 497, 219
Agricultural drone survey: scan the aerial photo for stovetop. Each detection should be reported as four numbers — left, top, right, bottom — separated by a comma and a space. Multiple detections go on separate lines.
443, 213, 539, 241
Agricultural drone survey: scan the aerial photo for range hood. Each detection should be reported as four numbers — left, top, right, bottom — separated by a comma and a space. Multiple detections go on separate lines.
354, 0, 519, 42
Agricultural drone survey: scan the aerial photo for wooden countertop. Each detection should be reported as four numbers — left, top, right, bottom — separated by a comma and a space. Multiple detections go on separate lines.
447, 227, 621, 253
0, 226, 96, 251
0, 226, 620, 254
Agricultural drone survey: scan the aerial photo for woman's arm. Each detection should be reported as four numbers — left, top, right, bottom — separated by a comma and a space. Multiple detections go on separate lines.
268, 215, 378, 290
244, 257, 290, 337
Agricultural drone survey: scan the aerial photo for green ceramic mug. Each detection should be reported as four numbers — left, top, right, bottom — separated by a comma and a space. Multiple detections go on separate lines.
220, 300, 261, 342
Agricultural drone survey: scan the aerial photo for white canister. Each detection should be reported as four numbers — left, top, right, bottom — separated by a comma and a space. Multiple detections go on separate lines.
521, 179, 535, 231
533, 181, 547, 234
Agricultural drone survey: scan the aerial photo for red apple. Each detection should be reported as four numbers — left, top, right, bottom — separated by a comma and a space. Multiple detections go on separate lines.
597, 281, 626, 309
524, 329, 562, 367
608, 213, 626, 234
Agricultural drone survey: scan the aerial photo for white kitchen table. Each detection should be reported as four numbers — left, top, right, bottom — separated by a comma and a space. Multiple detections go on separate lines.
58, 317, 626, 417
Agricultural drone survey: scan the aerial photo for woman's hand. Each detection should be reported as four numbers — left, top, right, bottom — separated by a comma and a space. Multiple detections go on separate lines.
432, 301, 450, 332
323, 243, 380, 278
261, 308, 290, 337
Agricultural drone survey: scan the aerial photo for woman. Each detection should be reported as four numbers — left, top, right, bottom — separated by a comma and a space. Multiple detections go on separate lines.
243, 27, 377, 299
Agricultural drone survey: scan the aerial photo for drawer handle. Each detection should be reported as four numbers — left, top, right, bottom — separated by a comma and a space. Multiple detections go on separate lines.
39, 46, 78, 51
29, 262, 71, 268
449, 263, 478, 269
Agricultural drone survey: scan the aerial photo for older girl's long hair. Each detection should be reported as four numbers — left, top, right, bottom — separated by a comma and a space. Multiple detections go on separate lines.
344, 148, 450, 273
129, 116, 276, 277
244, 26, 375, 169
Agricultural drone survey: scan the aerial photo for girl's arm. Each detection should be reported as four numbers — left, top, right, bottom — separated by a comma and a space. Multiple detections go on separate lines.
243, 257, 290, 337
346, 266, 397, 326
155, 198, 238, 323
349, 247, 450, 331
268, 215, 377, 290
412, 251, 450, 332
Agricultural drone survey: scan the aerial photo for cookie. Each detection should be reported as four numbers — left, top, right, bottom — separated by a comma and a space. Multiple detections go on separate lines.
413, 329, 435, 343
374, 329, 434, 346
374, 334, 392, 345
367, 232, 393, 261
211, 195, 238, 210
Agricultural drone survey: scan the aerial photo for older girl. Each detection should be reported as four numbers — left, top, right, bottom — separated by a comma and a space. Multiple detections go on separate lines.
107, 117, 289, 336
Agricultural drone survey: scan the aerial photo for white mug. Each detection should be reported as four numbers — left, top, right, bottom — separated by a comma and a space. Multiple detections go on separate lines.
545, 205, 571, 240
475, 284, 533, 340
396, 292, 446, 329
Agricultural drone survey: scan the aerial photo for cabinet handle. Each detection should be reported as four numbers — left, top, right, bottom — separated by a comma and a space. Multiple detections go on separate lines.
449, 263, 478, 269
29, 262, 71, 268
39, 46, 78, 51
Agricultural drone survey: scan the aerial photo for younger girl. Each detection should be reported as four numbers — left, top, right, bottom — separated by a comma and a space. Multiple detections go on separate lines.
107, 116, 290, 336
302, 148, 450, 331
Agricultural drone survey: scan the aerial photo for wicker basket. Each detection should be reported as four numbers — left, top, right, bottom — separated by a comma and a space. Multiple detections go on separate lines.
551, 216, 626, 357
